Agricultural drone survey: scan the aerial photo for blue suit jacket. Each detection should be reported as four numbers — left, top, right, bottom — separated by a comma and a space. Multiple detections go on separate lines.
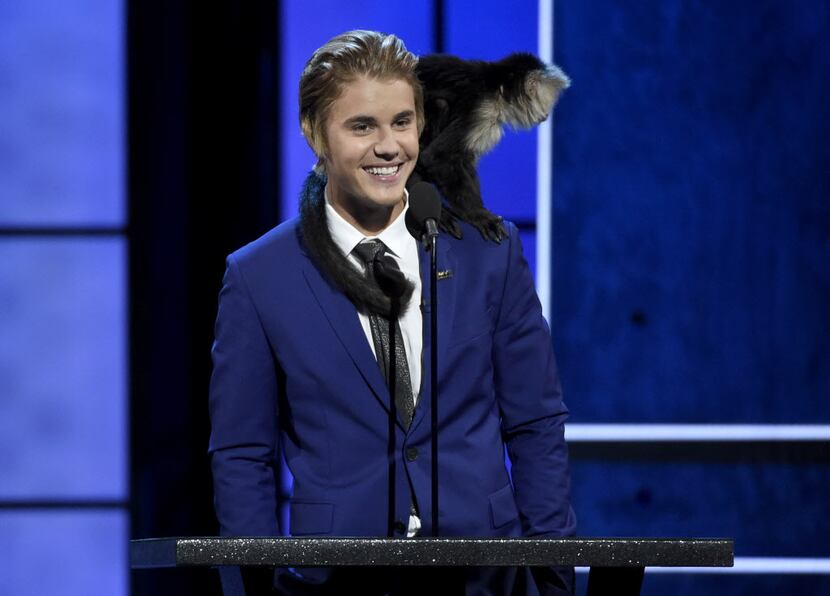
209, 215, 576, 593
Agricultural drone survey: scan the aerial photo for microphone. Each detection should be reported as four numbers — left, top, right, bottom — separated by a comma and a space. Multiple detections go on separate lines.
405, 181, 441, 243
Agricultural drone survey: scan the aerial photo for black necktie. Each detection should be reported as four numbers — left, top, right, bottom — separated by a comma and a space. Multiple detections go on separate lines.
352, 240, 414, 429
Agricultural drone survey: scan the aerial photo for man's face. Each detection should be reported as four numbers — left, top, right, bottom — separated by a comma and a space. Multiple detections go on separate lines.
323, 76, 419, 230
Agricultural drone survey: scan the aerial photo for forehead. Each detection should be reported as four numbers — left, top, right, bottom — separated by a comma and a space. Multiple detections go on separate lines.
327, 76, 416, 122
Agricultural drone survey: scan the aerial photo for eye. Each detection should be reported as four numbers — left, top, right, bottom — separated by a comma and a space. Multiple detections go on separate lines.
394, 117, 412, 129
351, 122, 372, 134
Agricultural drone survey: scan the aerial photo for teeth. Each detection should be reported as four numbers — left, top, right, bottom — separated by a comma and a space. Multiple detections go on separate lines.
365, 165, 400, 176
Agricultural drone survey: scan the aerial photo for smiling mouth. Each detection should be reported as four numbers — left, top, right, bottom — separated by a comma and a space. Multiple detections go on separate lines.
363, 163, 403, 179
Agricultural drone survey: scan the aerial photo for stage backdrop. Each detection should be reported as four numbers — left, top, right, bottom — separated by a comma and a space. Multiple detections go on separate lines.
553, 2, 830, 594
1, 1, 828, 595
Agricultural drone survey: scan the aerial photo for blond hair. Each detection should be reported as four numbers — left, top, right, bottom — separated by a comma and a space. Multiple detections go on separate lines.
299, 30, 424, 173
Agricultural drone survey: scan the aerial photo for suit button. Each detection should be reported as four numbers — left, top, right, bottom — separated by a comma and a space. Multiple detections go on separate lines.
394, 521, 407, 534
405, 447, 419, 461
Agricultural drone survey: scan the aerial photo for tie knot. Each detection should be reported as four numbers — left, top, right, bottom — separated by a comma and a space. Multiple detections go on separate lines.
353, 239, 386, 265
353, 239, 408, 300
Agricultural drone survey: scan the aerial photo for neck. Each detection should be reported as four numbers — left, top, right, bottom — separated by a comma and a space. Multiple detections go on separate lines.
327, 190, 405, 236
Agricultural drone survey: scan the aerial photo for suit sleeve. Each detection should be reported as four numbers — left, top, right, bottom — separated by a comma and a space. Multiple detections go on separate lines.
492, 223, 577, 539
208, 254, 280, 537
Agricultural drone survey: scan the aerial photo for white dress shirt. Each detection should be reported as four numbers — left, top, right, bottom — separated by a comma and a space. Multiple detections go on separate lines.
324, 189, 423, 404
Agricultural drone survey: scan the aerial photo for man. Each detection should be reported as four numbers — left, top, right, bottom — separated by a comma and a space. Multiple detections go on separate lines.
209, 30, 576, 595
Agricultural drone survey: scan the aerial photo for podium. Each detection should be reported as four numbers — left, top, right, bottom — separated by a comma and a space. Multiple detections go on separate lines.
131, 536, 733, 595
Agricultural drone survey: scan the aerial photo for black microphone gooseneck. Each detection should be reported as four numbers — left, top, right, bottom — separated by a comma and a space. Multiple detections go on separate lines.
406, 182, 441, 536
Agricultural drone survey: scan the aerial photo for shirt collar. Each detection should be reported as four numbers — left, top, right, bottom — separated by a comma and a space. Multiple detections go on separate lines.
325, 186, 411, 259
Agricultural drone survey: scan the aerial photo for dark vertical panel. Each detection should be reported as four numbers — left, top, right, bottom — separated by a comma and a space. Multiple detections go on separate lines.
433, 0, 445, 53
129, 1, 279, 594
129, 2, 200, 593
553, 2, 830, 423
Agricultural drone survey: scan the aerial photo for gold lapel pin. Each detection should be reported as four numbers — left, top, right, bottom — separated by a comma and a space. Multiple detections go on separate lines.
437, 269, 453, 281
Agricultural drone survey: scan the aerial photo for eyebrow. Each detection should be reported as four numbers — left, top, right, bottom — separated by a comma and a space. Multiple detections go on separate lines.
343, 115, 376, 128
343, 110, 415, 127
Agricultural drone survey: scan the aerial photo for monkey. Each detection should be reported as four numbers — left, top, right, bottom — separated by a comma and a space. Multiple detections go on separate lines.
410, 52, 570, 242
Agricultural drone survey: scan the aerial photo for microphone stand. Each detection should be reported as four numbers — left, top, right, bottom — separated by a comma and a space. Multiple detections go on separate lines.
407, 191, 441, 537
427, 232, 439, 536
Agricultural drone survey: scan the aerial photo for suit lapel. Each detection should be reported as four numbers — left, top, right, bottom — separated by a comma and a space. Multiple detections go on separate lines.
411, 238, 456, 434
301, 259, 391, 412
300, 235, 456, 433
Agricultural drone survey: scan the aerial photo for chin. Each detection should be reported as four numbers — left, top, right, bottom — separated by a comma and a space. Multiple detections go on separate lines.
361, 188, 407, 210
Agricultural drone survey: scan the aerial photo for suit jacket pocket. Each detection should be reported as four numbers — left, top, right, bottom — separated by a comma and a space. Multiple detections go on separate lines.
488, 483, 520, 529
290, 501, 334, 535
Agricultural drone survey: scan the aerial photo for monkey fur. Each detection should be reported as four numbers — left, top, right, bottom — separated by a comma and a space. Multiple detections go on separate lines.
411, 52, 570, 242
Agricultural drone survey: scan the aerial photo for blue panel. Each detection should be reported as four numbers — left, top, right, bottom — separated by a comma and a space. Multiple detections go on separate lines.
477, 133, 540, 223
572, 459, 830, 557
280, 1, 432, 221
0, 239, 126, 499
575, 573, 830, 596
446, 0, 538, 60
0, 0, 124, 227
446, 0, 539, 222
639, 574, 830, 596
552, 2, 830, 422
0, 510, 127, 596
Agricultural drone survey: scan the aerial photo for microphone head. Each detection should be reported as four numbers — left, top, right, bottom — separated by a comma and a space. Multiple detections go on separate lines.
405, 182, 442, 239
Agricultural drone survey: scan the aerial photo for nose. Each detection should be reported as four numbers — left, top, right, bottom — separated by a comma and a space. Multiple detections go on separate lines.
373, 128, 400, 160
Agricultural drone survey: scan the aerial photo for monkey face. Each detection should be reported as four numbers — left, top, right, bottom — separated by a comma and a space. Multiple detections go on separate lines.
323, 76, 420, 232
495, 55, 570, 129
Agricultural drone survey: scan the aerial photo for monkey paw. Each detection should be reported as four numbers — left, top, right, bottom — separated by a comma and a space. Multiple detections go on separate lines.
471, 212, 508, 243
439, 211, 463, 239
